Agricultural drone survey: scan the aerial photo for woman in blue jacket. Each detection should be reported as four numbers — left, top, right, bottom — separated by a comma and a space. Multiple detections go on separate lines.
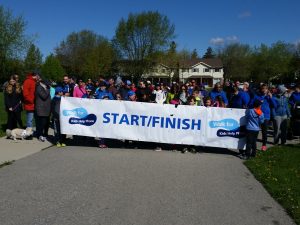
249, 84, 277, 151
273, 85, 291, 145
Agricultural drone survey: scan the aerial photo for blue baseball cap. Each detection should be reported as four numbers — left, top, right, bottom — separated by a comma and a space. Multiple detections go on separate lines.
128, 91, 136, 97
55, 86, 64, 93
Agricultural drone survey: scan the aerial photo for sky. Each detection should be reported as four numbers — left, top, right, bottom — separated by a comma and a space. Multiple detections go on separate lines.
1, 0, 300, 58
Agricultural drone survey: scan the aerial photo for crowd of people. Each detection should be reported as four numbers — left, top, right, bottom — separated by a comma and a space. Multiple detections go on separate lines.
3, 72, 300, 158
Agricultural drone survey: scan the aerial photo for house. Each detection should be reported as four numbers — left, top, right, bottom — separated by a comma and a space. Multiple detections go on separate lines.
143, 58, 224, 87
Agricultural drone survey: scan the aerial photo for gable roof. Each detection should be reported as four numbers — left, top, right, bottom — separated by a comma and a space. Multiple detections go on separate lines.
179, 58, 223, 68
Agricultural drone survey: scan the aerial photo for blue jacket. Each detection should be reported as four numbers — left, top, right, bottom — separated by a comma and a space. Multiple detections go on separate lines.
289, 91, 300, 108
246, 109, 265, 131
273, 95, 291, 117
229, 91, 249, 108
209, 90, 228, 105
249, 94, 277, 120
95, 89, 114, 100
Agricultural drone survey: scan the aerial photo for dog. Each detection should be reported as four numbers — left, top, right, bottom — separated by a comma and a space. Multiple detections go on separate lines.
6, 128, 33, 140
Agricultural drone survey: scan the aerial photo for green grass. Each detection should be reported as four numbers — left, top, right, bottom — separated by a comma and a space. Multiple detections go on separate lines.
0, 92, 26, 137
245, 144, 300, 224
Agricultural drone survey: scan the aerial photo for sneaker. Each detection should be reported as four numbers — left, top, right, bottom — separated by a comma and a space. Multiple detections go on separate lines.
242, 155, 249, 160
190, 148, 197, 153
39, 136, 46, 142
61, 143, 66, 147
261, 145, 267, 151
56, 142, 61, 147
154, 147, 162, 151
182, 148, 188, 154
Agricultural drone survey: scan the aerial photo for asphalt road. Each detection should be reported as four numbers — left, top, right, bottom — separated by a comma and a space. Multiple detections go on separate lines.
0, 147, 295, 225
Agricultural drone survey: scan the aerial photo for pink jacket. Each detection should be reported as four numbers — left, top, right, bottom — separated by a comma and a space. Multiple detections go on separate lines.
73, 85, 86, 98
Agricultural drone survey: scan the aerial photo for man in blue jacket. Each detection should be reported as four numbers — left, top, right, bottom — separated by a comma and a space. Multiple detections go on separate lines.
289, 84, 300, 109
249, 84, 277, 151
209, 82, 228, 106
229, 86, 249, 109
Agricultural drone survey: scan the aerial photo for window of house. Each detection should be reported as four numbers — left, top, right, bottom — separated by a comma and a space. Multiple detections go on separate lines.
214, 68, 220, 72
192, 68, 199, 72
161, 69, 166, 73
182, 69, 188, 72
204, 68, 210, 72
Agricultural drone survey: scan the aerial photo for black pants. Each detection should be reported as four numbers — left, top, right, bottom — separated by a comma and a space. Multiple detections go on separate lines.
36, 116, 49, 138
6, 111, 23, 130
246, 130, 259, 157
261, 119, 269, 146
53, 117, 66, 143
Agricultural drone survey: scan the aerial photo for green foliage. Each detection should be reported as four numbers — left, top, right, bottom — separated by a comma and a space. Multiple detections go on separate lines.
113, 11, 175, 77
245, 145, 300, 224
218, 43, 252, 80
0, 6, 29, 83
191, 49, 198, 59
203, 47, 215, 59
24, 43, 42, 73
41, 54, 65, 81
55, 30, 115, 79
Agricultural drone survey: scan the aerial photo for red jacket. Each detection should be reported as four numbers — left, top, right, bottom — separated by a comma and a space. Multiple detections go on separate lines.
23, 73, 36, 111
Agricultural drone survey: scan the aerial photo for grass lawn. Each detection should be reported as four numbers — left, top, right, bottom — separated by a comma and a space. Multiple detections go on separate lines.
0, 92, 26, 137
245, 144, 300, 224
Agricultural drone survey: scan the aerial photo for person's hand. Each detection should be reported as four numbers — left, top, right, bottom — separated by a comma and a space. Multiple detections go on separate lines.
9, 107, 13, 111
268, 91, 272, 98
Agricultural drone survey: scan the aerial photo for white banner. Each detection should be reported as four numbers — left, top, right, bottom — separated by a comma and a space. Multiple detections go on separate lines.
60, 97, 247, 149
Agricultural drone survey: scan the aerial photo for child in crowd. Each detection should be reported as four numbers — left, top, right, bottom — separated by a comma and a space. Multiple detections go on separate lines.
204, 97, 212, 107
51, 87, 66, 147
242, 100, 264, 159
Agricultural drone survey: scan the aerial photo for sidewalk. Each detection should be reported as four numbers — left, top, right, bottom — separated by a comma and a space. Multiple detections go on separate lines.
0, 133, 53, 164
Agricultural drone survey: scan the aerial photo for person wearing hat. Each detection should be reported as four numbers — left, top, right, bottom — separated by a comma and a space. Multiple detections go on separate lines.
51, 86, 66, 147
272, 85, 291, 145
82, 86, 94, 99
128, 90, 137, 101
242, 99, 265, 160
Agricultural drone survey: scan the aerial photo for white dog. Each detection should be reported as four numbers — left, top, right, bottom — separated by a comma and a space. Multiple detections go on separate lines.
6, 128, 33, 140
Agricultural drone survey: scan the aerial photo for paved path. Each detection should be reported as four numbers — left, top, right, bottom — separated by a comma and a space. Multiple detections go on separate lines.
0, 146, 295, 225
0, 136, 52, 163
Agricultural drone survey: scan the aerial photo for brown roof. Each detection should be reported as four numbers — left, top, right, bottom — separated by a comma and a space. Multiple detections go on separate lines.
179, 58, 223, 68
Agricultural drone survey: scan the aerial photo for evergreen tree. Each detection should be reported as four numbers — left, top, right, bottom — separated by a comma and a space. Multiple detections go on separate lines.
191, 49, 198, 59
203, 47, 215, 58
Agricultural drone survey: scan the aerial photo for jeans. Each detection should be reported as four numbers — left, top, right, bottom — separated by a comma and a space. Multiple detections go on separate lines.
26, 111, 34, 128
53, 117, 66, 143
245, 130, 259, 157
273, 116, 288, 144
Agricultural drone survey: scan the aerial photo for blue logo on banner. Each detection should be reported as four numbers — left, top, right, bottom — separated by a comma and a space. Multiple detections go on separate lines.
209, 118, 245, 138
209, 118, 239, 130
63, 108, 88, 118
63, 107, 96, 126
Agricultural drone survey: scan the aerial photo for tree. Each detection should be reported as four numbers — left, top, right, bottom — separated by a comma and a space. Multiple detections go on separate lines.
191, 49, 198, 59
41, 54, 65, 81
0, 6, 29, 82
218, 43, 252, 80
113, 11, 175, 63
55, 30, 115, 79
24, 43, 42, 73
203, 47, 215, 58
